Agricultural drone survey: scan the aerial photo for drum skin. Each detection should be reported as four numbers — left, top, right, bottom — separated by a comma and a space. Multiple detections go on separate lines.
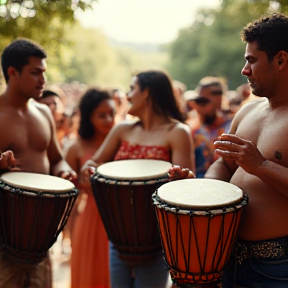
0, 173, 78, 264
91, 172, 170, 264
152, 180, 248, 284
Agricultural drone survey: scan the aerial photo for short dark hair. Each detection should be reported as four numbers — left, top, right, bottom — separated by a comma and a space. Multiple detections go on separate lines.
241, 13, 288, 61
41, 90, 60, 99
78, 88, 112, 139
136, 70, 184, 122
1, 38, 47, 82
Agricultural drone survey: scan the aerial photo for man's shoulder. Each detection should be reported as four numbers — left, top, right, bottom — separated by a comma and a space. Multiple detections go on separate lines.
241, 97, 267, 112
0, 97, 15, 120
29, 99, 53, 119
29, 99, 49, 111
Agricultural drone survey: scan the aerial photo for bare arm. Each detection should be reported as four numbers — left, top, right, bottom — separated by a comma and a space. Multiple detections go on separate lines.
204, 157, 237, 181
91, 121, 130, 163
39, 104, 77, 181
63, 140, 80, 173
169, 123, 195, 172
78, 122, 129, 187
205, 105, 244, 181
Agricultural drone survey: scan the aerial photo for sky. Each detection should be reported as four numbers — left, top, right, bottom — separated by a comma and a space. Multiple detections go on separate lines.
76, 0, 220, 44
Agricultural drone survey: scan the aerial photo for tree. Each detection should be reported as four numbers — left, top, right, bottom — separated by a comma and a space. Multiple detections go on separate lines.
48, 24, 168, 89
166, 0, 283, 90
0, 0, 96, 50
0, 0, 96, 90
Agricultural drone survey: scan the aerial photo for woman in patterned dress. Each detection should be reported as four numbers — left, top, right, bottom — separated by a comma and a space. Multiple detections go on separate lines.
80, 70, 195, 288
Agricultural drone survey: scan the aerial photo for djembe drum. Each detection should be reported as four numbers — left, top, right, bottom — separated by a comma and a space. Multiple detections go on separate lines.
0, 172, 78, 263
152, 178, 248, 286
91, 159, 172, 264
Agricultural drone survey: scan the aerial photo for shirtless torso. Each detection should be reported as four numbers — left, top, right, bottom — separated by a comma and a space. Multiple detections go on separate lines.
0, 98, 61, 174
226, 98, 288, 240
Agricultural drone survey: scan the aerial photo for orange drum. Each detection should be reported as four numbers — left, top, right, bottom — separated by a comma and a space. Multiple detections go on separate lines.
0, 172, 78, 263
152, 178, 248, 285
91, 159, 172, 264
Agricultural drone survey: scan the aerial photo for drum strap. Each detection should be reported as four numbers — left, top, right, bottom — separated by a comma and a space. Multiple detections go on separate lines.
235, 236, 288, 265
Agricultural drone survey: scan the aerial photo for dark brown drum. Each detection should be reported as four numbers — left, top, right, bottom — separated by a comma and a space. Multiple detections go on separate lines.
91, 159, 172, 264
0, 172, 78, 264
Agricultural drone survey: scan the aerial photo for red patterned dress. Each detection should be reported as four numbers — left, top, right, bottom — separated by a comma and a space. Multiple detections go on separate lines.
114, 140, 171, 161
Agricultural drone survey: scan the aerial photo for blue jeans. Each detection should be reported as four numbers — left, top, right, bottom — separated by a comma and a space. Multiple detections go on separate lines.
109, 242, 170, 288
222, 237, 288, 288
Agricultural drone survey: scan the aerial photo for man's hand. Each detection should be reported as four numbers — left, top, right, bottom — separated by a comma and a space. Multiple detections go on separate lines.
168, 165, 195, 180
214, 133, 266, 175
57, 170, 78, 186
0, 150, 19, 171
78, 159, 97, 190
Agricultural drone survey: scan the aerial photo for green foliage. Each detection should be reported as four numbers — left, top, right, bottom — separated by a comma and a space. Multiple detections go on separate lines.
166, 0, 282, 90
0, 0, 96, 90
0, 0, 96, 52
49, 24, 168, 90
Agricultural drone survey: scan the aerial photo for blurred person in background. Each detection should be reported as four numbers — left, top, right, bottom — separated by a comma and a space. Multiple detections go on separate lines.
64, 87, 116, 288
37, 87, 69, 147
186, 77, 232, 178
173, 80, 188, 121
237, 82, 261, 108
112, 88, 129, 123
38, 87, 78, 261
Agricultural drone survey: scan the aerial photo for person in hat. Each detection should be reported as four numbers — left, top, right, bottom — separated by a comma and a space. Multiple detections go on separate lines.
185, 77, 232, 177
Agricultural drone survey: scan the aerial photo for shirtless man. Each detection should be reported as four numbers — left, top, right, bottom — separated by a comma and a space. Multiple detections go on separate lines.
169, 13, 288, 287
204, 13, 288, 287
0, 39, 77, 287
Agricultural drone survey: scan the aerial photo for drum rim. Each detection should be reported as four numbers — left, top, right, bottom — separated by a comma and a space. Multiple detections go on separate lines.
0, 182, 78, 197
95, 159, 172, 181
152, 192, 249, 215
0, 172, 76, 193
156, 178, 244, 209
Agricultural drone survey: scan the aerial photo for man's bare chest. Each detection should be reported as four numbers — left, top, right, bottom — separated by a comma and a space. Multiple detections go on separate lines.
0, 111, 51, 153
236, 113, 288, 165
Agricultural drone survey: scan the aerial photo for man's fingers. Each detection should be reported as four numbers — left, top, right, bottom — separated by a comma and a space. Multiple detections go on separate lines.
215, 149, 239, 159
217, 133, 245, 145
214, 140, 240, 152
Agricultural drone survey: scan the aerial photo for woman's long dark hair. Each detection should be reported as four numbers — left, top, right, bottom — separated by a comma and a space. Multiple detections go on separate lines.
136, 70, 184, 122
78, 88, 112, 139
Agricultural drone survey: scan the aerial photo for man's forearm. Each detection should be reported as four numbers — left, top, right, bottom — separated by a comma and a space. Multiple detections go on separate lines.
204, 158, 234, 182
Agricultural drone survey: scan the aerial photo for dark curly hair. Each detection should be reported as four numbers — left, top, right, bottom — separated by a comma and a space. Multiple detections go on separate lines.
78, 88, 112, 140
241, 13, 288, 61
1, 38, 47, 83
136, 70, 184, 122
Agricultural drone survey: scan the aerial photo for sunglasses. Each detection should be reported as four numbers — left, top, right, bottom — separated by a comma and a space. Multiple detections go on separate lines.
194, 97, 211, 106
210, 90, 222, 96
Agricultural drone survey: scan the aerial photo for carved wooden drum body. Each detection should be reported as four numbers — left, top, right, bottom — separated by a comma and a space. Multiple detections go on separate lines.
152, 178, 248, 285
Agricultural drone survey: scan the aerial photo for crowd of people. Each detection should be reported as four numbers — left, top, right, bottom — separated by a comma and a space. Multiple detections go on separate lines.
0, 11, 288, 288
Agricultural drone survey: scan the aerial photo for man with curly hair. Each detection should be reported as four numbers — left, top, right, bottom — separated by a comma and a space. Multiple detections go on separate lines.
204, 13, 288, 287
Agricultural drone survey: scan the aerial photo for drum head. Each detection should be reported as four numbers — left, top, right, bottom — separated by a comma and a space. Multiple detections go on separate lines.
157, 179, 243, 208
0, 172, 75, 193
97, 159, 172, 180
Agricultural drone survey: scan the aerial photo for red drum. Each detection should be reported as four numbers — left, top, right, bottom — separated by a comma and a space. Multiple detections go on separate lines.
152, 179, 248, 285
91, 159, 172, 264
0, 172, 78, 263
